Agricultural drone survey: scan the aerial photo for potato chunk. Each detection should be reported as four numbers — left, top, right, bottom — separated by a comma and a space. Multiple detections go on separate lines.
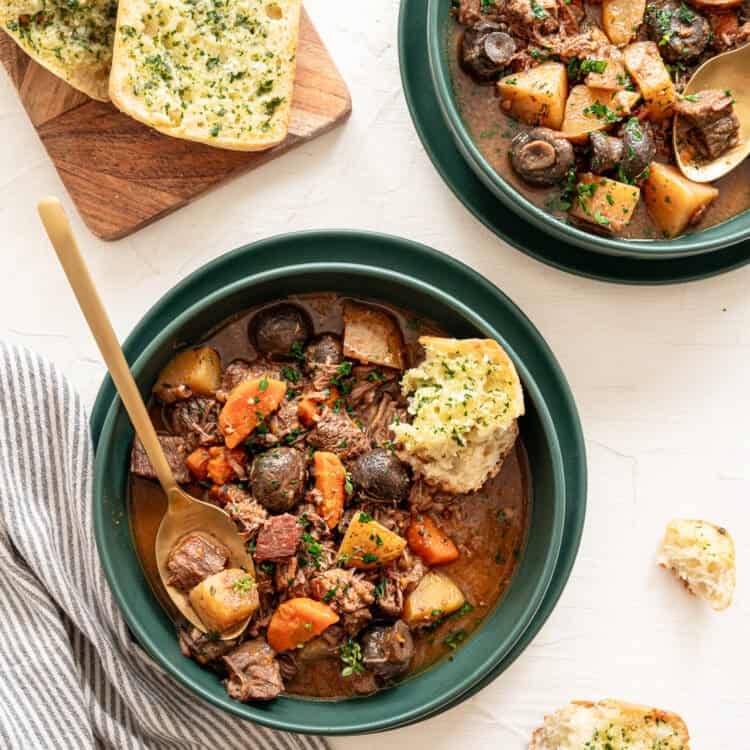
497, 62, 567, 130
602, 0, 646, 46
403, 571, 466, 627
623, 42, 676, 120
642, 163, 719, 238
338, 512, 407, 570
561, 86, 641, 143
189, 568, 259, 634
153, 347, 221, 399
343, 300, 405, 370
569, 174, 641, 233
584, 54, 629, 91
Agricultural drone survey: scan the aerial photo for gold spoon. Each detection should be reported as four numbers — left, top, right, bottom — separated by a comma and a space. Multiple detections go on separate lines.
674, 43, 750, 183
37, 197, 254, 640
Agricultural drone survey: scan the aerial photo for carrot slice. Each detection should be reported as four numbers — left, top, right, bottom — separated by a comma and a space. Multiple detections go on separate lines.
219, 377, 286, 448
407, 515, 459, 566
313, 451, 346, 529
186, 447, 211, 481
297, 385, 341, 427
206, 446, 247, 485
267, 598, 339, 653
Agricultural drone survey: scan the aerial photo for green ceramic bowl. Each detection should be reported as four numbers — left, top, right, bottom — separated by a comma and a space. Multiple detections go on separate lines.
92, 232, 585, 734
426, 0, 750, 260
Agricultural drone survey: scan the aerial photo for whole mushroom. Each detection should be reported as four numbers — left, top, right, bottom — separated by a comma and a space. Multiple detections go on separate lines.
510, 128, 575, 186
351, 449, 411, 502
619, 119, 655, 182
252, 304, 312, 359
646, 1, 710, 63
461, 22, 516, 82
250, 447, 306, 512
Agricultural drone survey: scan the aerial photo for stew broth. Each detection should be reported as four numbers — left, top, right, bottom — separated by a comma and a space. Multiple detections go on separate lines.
129, 293, 530, 699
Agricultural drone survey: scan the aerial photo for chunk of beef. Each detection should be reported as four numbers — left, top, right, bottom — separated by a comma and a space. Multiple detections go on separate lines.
130, 435, 190, 484
166, 532, 229, 591
223, 639, 283, 702
342, 607, 373, 637
250, 447, 306, 512
307, 409, 369, 459
166, 397, 221, 447
346, 670, 378, 695
675, 89, 741, 160
178, 626, 237, 665
216, 359, 281, 402
361, 620, 415, 679
375, 553, 427, 619
277, 652, 298, 682
254, 514, 301, 562
457, 0, 500, 26
210, 484, 269, 542
309, 569, 375, 614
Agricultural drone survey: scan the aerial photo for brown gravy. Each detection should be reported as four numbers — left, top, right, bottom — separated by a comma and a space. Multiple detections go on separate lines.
448, 22, 750, 240
129, 293, 531, 699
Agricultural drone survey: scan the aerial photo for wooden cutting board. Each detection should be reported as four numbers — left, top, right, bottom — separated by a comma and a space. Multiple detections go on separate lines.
0, 9, 351, 240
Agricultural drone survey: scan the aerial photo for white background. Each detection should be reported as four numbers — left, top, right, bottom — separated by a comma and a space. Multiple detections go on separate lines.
1, 1, 748, 747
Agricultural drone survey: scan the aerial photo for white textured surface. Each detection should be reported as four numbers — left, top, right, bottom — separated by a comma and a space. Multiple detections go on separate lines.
1, 1, 748, 747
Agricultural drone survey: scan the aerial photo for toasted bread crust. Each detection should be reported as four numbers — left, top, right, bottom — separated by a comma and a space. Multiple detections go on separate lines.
530, 699, 690, 750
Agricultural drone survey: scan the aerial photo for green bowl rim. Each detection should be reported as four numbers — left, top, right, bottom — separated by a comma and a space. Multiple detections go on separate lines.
91, 231, 583, 735
425, 0, 750, 260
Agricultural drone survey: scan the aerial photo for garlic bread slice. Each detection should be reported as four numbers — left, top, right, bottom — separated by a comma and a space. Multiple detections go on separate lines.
658, 519, 736, 611
109, 0, 301, 149
530, 699, 691, 750
393, 337, 524, 494
1, 0, 115, 100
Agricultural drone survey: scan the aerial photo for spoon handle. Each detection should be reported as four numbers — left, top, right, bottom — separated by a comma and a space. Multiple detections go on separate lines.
37, 197, 179, 495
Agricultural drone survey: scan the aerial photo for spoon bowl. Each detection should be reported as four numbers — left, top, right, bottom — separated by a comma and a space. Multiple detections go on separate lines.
37, 197, 254, 640
675, 43, 750, 183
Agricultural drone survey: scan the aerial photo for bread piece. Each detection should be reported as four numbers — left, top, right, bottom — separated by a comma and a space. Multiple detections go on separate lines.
393, 337, 524, 494
658, 519, 736, 611
0, 0, 115, 100
109, 0, 301, 150
530, 699, 691, 750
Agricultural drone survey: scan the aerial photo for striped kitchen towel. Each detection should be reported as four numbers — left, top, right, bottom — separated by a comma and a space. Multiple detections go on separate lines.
0, 342, 329, 750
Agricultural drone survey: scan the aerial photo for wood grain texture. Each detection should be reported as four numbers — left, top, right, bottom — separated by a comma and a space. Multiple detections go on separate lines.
0, 8, 351, 240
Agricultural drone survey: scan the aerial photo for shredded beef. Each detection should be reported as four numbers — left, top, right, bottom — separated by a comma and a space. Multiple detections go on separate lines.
166, 397, 221, 447
309, 569, 375, 614
211, 485, 269, 541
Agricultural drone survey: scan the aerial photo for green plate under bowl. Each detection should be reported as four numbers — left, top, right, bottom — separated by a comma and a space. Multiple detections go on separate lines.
399, 0, 750, 283
91, 231, 586, 734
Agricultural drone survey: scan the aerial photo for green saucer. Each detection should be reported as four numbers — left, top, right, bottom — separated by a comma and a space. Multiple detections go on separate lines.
398, 0, 750, 284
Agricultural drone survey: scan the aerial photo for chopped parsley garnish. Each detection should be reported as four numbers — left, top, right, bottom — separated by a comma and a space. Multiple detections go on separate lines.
358, 512, 373, 523
444, 629, 468, 650
339, 639, 364, 677
281, 365, 300, 383
361, 553, 379, 564
290, 341, 306, 362
258, 377, 269, 392
232, 575, 256, 594
323, 583, 339, 603
530, 0, 547, 18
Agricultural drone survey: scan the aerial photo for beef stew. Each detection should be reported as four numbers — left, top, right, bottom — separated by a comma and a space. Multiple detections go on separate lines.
450, 0, 750, 239
129, 293, 530, 701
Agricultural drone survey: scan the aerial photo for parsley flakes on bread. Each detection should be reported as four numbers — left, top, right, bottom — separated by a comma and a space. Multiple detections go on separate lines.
1, 0, 115, 100
530, 699, 691, 750
109, 0, 301, 149
393, 337, 524, 494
